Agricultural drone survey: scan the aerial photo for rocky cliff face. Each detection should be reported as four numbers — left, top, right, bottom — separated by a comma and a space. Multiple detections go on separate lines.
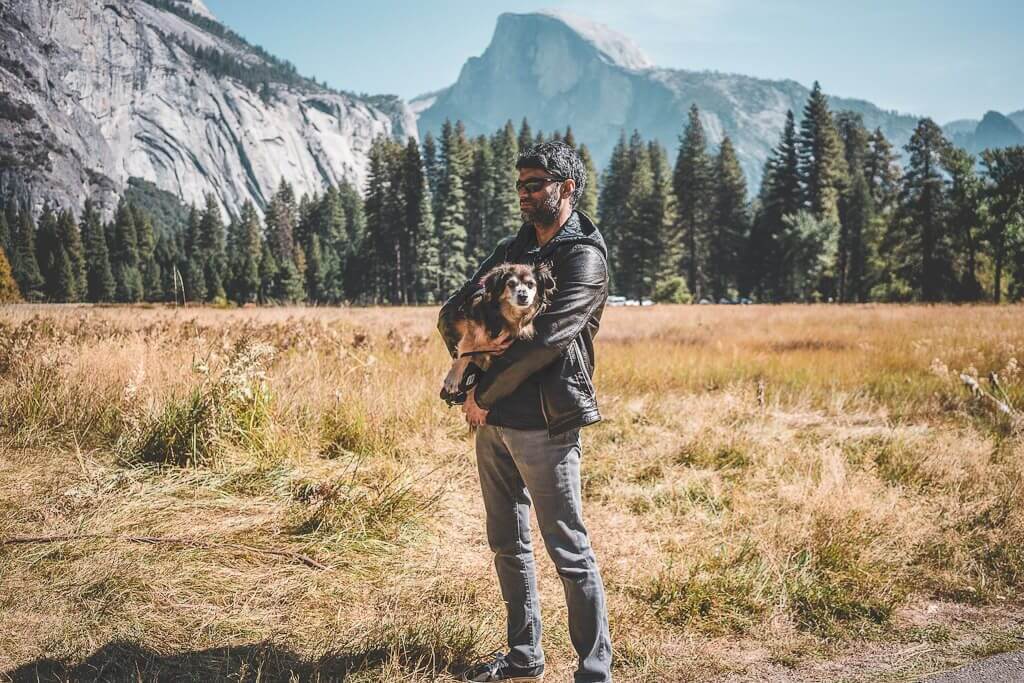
414, 11, 921, 188
0, 0, 416, 218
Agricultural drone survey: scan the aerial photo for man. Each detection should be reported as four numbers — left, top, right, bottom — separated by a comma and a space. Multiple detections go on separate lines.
438, 141, 612, 683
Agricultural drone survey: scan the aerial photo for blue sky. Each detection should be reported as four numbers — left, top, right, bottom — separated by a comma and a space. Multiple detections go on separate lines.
203, 0, 1023, 123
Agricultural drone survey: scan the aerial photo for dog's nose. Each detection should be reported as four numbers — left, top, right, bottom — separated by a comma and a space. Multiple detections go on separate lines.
516, 293, 530, 304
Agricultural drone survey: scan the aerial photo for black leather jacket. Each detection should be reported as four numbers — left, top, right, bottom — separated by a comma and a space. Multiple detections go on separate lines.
437, 210, 609, 436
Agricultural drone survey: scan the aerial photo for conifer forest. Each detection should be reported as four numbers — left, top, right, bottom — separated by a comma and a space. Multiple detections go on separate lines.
2, 82, 1023, 306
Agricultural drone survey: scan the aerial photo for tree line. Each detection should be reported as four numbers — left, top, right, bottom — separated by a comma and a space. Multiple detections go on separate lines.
601, 82, 1024, 304
1, 85, 1023, 305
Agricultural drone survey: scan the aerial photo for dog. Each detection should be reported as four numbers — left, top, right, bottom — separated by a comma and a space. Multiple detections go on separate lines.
440, 262, 556, 405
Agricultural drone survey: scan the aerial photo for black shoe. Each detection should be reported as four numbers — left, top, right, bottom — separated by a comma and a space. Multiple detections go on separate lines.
460, 651, 544, 682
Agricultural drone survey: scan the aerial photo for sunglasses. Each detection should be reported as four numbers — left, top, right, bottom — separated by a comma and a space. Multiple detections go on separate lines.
515, 176, 566, 194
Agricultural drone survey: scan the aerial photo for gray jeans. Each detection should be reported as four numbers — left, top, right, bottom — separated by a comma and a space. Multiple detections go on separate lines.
475, 424, 612, 683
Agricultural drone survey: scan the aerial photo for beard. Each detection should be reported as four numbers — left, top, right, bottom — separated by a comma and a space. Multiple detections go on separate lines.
520, 191, 560, 225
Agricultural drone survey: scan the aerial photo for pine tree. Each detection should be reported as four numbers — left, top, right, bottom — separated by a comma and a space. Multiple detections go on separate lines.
840, 171, 875, 302
798, 82, 848, 224
436, 119, 470, 299
709, 136, 749, 300
747, 111, 802, 300
81, 200, 115, 302
645, 141, 676, 300
198, 193, 226, 301
673, 105, 714, 299
130, 205, 160, 301
111, 199, 144, 302
942, 147, 985, 301
34, 204, 62, 300
486, 121, 521, 248
598, 131, 632, 291
563, 126, 577, 149
518, 118, 534, 152
864, 128, 901, 211
981, 146, 1024, 302
465, 135, 494, 267
13, 207, 45, 301
266, 179, 297, 266
894, 118, 953, 302
305, 233, 325, 303
265, 180, 302, 302
0, 245, 20, 303
58, 210, 87, 301
401, 137, 437, 303
339, 181, 367, 301
314, 186, 348, 303
835, 112, 871, 302
578, 144, 599, 218
258, 241, 278, 304
183, 206, 206, 301
422, 131, 441, 202
226, 200, 262, 304
617, 139, 654, 298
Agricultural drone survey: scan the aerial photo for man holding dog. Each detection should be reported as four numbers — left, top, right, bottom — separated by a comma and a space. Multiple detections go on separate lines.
438, 141, 612, 682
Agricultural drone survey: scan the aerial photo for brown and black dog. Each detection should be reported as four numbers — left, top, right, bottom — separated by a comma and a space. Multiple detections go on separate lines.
441, 262, 556, 404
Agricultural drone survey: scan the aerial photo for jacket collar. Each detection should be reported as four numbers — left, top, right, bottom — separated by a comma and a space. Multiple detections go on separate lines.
506, 210, 607, 262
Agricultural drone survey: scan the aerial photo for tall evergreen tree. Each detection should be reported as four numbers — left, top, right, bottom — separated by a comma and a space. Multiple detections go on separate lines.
894, 118, 953, 301
486, 121, 521, 248
265, 180, 303, 302
81, 200, 115, 302
981, 146, 1024, 302
747, 111, 802, 300
111, 199, 144, 302
835, 112, 871, 302
673, 105, 714, 299
617, 140, 655, 298
401, 136, 437, 303
183, 206, 206, 301
226, 200, 262, 304
198, 193, 227, 301
34, 204, 63, 300
422, 131, 441, 203
13, 206, 45, 301
58, 209, 87, 301
599, 131, 632, 290
578, 144, 599, 218
864, 128, 901, 211
709, 136, 749, 300
466, 135, 494, 267
436, 119, 470, 299
943, 147, 986, 301
517, 118, 534, 152
798, 82, 848, 224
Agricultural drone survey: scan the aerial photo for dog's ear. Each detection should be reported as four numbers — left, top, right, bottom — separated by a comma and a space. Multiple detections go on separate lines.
482, 264, 511, 302
535, 263, 556, 308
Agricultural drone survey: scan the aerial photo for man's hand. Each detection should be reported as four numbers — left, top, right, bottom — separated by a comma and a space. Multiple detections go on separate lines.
462, 388, 489, 427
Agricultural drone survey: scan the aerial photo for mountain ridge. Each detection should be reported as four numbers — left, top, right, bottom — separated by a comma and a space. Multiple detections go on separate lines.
415, 12, 1013, 188
0, 0, 415, 218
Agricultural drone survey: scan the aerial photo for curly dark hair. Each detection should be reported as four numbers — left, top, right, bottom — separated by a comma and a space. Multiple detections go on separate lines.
516, 141, 586, 207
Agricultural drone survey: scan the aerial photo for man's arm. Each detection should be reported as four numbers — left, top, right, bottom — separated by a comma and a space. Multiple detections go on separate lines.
474, 244, 607, 410
437, 236, 515, 358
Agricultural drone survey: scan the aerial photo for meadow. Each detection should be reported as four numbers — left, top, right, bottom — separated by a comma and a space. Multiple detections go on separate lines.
1, 303, 1022, 682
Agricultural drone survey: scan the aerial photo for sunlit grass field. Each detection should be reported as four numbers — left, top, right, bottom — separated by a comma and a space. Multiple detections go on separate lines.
1, 304, 1023, 682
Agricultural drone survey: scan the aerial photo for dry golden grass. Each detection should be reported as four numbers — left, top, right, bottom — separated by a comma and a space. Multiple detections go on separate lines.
1, 303, 1023, 682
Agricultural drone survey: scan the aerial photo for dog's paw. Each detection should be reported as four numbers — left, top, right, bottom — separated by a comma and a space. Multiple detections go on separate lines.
443, 367, 462, 396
